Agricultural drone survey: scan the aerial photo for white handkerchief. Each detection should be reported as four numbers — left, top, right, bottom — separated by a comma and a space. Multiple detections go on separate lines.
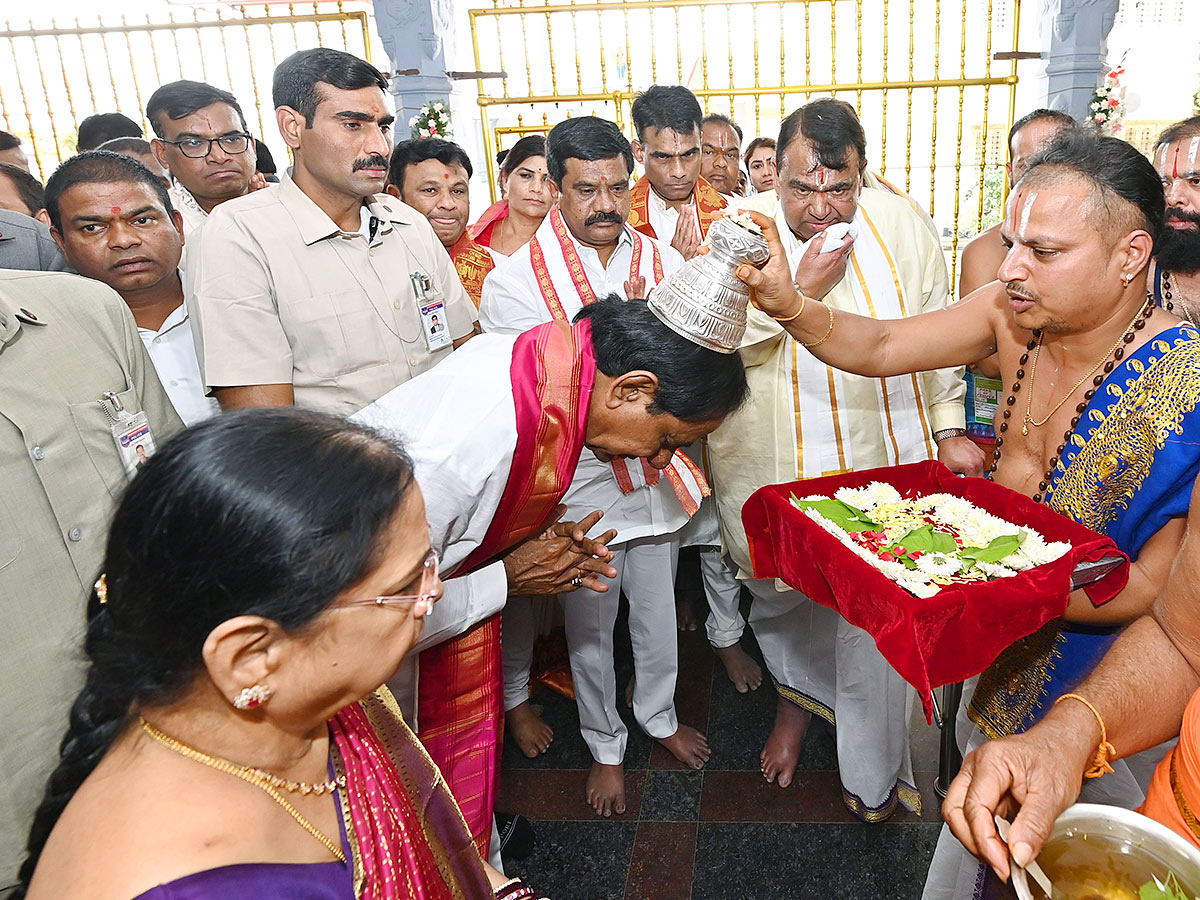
818, 220, 859, 253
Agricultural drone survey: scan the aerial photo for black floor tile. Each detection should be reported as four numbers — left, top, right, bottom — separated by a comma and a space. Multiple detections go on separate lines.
640, 769, 702, 822
691, 822, 942, 900
508, 820, 639, 900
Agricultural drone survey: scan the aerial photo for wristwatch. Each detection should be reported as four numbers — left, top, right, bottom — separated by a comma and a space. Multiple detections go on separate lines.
933, 428, 968, 442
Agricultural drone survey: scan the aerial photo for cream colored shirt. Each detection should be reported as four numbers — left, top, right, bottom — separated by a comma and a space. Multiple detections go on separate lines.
0, 271, 182, 890
185, 176, 478, 416
706, 188, 966, 576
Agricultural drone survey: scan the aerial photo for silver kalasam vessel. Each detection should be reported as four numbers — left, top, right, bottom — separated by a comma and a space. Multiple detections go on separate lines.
647, 214, 771, 353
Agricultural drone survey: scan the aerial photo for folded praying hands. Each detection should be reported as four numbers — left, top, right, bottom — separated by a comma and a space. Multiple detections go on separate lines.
501, 505, 619, 595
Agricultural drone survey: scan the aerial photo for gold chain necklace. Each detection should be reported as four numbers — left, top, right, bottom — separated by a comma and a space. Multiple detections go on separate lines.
139, 717, 347, 863
1022, 302, 1149, 436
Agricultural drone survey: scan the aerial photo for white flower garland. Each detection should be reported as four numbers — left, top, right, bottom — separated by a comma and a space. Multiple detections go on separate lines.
792, 481, 1071, 597
409, 100, 453, 140
1089, 65, 1126, 135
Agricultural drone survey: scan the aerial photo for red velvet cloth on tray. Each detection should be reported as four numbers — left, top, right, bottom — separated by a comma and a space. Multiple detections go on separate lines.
742, 461, 1129, 722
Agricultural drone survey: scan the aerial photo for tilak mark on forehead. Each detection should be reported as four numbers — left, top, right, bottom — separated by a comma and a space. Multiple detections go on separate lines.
1018, 190, 1038, 240
1174, 146, 1180, 180
112, 206, 122, 215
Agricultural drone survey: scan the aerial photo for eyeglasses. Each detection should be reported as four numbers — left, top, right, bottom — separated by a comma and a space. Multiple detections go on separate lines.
338, 548, 441, 610
162, 133, 252, 159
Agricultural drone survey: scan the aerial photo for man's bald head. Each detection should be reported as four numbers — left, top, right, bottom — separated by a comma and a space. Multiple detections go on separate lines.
1020, 131, 1164, 252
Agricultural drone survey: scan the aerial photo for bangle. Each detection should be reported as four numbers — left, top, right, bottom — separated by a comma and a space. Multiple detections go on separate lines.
933, 428, 967, 442
1054, 693, 1116, 779
800, 303, 835, 348
771, 286, 807, 323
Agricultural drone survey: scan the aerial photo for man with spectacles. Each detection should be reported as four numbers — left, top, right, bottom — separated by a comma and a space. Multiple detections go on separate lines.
147, 80, 265, 236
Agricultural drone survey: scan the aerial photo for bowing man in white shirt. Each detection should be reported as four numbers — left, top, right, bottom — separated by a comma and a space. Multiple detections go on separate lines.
480, 116, 715, 818
354, 296, 747, 839
44, 151, 217, 425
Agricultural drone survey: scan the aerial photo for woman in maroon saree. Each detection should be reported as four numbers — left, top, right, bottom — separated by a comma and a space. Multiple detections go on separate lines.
470, 135, 550, 257
17, 410, 545, 900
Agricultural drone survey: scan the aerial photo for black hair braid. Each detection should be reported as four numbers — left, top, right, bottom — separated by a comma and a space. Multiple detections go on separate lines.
15, 593, 149, 894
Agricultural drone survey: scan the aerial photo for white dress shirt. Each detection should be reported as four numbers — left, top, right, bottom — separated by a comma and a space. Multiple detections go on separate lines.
138, 301, 218, 425
352, 333, 516, 718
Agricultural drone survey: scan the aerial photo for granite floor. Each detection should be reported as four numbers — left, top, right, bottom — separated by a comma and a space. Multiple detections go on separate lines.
497, 554, 947, 900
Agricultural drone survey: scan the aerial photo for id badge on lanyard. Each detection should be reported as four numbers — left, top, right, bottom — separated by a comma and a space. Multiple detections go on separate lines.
100, 390, 157, 478
411, 271, 452, 352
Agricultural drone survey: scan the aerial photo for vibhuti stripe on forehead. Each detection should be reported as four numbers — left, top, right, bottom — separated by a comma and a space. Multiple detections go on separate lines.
1159, 143, 1170, 172
1189, 136, 1200, 172
1018, 190, 1037, 241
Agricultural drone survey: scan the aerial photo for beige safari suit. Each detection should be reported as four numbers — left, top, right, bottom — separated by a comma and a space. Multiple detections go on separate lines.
0, 270, 182, 891
186, 176, 479, 416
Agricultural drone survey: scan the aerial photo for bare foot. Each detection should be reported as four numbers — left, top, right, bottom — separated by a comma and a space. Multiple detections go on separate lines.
760, 696, 810, 788
714, 642, 763, 693
656, 725, 711, 769
507, 701, 553, 758
676, 595, 701, 632
624, 675, 635, 709
586, 762, 626, 817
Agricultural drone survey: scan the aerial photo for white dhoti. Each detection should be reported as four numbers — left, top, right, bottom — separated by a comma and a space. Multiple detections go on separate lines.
706, 190, 967, 822
563, 533, 681, 764
746, 577, 920, 819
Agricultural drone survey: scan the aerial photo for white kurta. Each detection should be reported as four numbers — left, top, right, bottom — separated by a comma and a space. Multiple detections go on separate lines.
706, 187, 966, 820
480, 214, 693, 761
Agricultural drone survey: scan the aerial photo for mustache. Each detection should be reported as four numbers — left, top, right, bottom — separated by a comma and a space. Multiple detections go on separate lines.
1166, 209, 1200, 227
352, 154, 389, 173
584, 211, 624, 227
1005, 282, 1037, 302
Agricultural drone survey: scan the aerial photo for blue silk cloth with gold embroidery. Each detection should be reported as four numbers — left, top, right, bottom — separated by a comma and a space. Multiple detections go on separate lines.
969, 323, 1200, 739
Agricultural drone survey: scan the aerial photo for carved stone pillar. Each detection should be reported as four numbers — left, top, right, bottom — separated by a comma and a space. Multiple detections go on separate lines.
1039, 0, 1121, 119
373, 0, 455, 132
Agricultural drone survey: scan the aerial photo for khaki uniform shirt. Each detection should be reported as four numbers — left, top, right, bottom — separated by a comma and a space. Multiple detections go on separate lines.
186, 176, 478, 416
0, 270, 182, 890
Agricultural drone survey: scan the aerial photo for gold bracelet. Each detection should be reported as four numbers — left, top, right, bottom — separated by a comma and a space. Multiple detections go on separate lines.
1054, 693, 1116, 779
800, 304, 835, 348
772, 289, 807, 323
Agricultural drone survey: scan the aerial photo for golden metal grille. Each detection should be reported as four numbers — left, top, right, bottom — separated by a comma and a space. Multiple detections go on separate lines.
470, 0, 1023, 287
0, 2, 373, 178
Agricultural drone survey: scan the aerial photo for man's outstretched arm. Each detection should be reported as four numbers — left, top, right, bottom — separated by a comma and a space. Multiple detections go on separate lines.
944, 474, 1200, 880
733, 210, 1002, 377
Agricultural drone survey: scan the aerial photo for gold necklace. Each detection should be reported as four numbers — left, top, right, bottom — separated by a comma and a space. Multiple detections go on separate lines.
1022, 301, 1150, 436
139, 717, 347, 863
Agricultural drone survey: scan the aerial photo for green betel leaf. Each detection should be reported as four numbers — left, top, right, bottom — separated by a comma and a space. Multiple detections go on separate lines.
790, 495, 879, 533
960, 531, 1026, 564
897, 524, 958, 554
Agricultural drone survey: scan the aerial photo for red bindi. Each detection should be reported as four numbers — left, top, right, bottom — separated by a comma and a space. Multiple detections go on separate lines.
111, 206, 122, 214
